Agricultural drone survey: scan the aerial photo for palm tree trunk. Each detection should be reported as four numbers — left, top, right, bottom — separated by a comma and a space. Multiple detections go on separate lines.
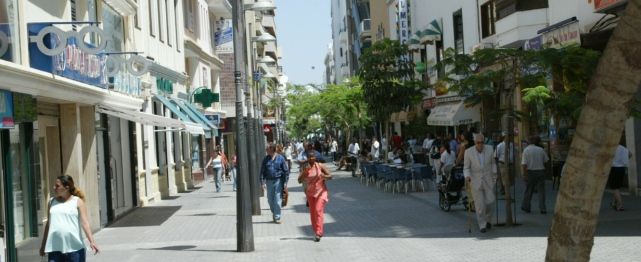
546, 2, 641, 261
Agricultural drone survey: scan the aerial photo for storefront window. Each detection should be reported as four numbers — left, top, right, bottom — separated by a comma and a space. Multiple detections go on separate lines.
9, 126, 25, 242
191, 137, 200, 170
0, 0, 21, 63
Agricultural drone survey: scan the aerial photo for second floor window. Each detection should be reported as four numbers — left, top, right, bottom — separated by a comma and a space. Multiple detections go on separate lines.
481, 1, 496, 38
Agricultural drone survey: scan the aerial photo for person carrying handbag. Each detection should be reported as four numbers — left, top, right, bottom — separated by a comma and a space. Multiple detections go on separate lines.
298, 151, 332, 242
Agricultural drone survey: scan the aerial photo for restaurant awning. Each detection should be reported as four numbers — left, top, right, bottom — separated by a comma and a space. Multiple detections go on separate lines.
152, 95, 205, 135
427, 101, 480, 126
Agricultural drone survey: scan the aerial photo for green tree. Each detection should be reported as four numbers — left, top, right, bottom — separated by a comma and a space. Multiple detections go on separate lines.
284, 80, 370, 143
436, 45, 600, 228
317, 78, 371, 149
359, 39, 422, 151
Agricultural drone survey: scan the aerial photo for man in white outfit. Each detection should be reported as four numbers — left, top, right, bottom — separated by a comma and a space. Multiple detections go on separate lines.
463, 133, 497, 233
371, 137, 380, 160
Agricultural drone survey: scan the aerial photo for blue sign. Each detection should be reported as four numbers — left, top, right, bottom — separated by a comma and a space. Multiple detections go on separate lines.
0, 91, 14, 129
205, 114, 220, 126
0, 24, 14, 62
28, 23, 106, 88
253, 71, 262, 81
214, 27, 233, 46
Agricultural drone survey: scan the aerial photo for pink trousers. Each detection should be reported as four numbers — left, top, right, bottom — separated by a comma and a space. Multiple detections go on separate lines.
308, 194, 328, 236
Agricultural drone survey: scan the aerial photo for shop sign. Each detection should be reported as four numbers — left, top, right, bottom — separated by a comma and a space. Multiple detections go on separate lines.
157, 78, 174, 94
27, 23, 150, 88
542, 21, 581, 48
193, 88, 219, 108
0, 91, 14, 128
397, 0, 410, 61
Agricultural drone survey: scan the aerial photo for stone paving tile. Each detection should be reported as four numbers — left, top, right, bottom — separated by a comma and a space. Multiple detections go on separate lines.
90, 167, 641, 262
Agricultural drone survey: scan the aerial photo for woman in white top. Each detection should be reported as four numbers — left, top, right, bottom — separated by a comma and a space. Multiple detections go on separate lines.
439, 143, 456, 182
40, 175, 99, 261
609, 142, 631, 211
205, 150, 227, 193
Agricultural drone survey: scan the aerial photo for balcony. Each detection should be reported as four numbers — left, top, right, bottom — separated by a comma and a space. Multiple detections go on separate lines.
208, 0, 232, 18
359, 19, 371, 40
494, 8, 548, 48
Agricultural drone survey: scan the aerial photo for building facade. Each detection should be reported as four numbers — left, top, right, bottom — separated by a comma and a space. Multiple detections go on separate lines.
0, 0, 232, 260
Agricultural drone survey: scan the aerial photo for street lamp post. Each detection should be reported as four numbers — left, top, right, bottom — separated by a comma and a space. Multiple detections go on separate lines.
232, 0, 253, 252
231, 0, 276, 252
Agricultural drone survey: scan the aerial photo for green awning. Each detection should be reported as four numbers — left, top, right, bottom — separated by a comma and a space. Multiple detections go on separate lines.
169, 98, 212, 133
153, 95, 191, 122
179, 101, 219, 137
152, 95, 204, 135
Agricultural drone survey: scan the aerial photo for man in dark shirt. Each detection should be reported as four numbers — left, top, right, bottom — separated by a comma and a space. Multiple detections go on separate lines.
261, 144, 289, 224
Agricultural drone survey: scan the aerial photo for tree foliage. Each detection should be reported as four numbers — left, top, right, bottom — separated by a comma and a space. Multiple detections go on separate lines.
436, 46, 601, 123
359, 39, 423, 122
284, 79, 370, 140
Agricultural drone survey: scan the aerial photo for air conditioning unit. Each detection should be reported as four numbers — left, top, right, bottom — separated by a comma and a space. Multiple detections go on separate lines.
472, 42, 494, 53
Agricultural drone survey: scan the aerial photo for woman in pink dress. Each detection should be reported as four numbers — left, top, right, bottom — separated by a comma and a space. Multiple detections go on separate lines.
298, 151, 332, 242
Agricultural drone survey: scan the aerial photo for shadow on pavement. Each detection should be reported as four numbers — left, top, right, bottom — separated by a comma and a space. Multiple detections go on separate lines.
137, 245, 236, 253
181, 213, 217, 217
280, 237, 315, 241
162, 196, 181, 200
108, 206, 181, 227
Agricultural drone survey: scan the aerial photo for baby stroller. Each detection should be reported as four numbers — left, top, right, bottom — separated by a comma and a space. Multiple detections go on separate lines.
438, 166, 471, 212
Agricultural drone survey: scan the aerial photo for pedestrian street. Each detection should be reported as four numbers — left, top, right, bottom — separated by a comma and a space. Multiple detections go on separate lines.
88, 169, 641, 262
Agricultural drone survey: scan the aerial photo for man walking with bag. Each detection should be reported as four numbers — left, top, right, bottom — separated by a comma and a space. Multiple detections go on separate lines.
261, 144, 289, 224
464, 134, 497, 233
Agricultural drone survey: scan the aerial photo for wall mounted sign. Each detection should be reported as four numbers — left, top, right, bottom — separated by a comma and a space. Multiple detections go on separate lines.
27, 22, 150, 88
156, 78, 174, 94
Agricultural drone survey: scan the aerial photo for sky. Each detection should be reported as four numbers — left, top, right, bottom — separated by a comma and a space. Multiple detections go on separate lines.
274, 0, 331, 86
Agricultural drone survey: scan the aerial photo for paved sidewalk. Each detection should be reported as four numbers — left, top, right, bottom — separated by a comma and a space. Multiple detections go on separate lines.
90, 168, 641, 262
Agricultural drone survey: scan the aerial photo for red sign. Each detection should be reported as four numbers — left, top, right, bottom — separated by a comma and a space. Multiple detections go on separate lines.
594, 0, 626, 12
263, 124, 272, 133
